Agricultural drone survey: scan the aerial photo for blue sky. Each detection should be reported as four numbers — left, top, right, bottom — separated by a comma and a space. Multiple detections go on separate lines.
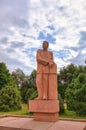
0, 0, 86, 75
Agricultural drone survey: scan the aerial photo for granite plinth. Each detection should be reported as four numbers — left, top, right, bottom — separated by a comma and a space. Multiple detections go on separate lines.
29, 100, 59, 122
34, 113, 59, 122
0, 117, 86, 130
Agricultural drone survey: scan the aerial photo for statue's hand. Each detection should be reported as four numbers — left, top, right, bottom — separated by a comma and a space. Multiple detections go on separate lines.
49, 61, 54, 67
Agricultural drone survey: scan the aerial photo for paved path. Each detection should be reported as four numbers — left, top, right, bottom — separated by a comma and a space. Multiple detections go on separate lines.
0, 117, 86, 130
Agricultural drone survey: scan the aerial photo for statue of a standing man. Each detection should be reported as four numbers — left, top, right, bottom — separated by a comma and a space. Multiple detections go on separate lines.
36, 41, 58, 100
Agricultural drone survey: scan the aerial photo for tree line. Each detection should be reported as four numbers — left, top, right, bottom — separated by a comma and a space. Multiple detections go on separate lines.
0, 62, 86, 116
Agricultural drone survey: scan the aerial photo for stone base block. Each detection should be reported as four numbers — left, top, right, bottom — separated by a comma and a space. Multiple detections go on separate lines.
29, 100, 59, 122
29, 100, 59, 113
34, 113, 59, 122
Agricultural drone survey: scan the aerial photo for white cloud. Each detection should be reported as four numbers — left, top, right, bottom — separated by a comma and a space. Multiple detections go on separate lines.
81, 48, 86, 54
0, 0, 86, 74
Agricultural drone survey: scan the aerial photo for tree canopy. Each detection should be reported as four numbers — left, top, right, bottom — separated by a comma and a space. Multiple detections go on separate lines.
0, 62, 85, 116
0, 62, 21, 111
0, 62, 14, 89
12, 68, 26, 89
0, 85, 21, 111
58, 64, 86, 116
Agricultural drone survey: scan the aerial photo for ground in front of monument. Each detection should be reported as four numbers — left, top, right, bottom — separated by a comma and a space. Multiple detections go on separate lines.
0, 116, 86, 130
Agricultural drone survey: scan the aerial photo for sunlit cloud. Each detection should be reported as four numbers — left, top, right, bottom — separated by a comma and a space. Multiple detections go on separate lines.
0, 0, 86, 74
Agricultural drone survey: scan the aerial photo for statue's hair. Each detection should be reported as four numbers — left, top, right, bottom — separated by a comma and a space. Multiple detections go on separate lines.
43, 41, 49, 47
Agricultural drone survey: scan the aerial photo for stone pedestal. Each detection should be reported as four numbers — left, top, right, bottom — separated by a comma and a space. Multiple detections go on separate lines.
29, 100, 59, 122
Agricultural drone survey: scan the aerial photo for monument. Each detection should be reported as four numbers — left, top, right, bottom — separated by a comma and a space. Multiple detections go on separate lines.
29, 41, 59, 122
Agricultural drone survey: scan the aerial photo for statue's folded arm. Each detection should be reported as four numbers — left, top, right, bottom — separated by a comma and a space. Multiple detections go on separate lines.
36, 50, 49, 65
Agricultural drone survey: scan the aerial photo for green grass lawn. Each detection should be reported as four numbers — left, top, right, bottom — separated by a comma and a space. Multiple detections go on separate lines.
60, 109, 86, 119
0, 104, 30, 116
0, 104, 86, 119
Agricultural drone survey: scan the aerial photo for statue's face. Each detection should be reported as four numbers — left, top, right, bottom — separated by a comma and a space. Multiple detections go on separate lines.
43, 42, 48, 49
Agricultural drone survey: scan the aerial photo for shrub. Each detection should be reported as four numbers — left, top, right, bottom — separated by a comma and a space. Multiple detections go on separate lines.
29, 90, 38, 100
75, 102, 86, 116
58, 94, 65, 114
65, 73, 86, 116
0, 85, 21, 111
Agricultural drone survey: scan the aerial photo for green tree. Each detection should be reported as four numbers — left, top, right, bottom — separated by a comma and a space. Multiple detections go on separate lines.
58, 64, 85, 100
0, 62, 14, 89
59, 64, 78, 83
12, 68, 25, 89
21, 70, 37, 103
0, 85, 21, 111
65, 73, 86, 116
58, 82, 67, 100
58, 94, 65, 114
28, 69, 36, 90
